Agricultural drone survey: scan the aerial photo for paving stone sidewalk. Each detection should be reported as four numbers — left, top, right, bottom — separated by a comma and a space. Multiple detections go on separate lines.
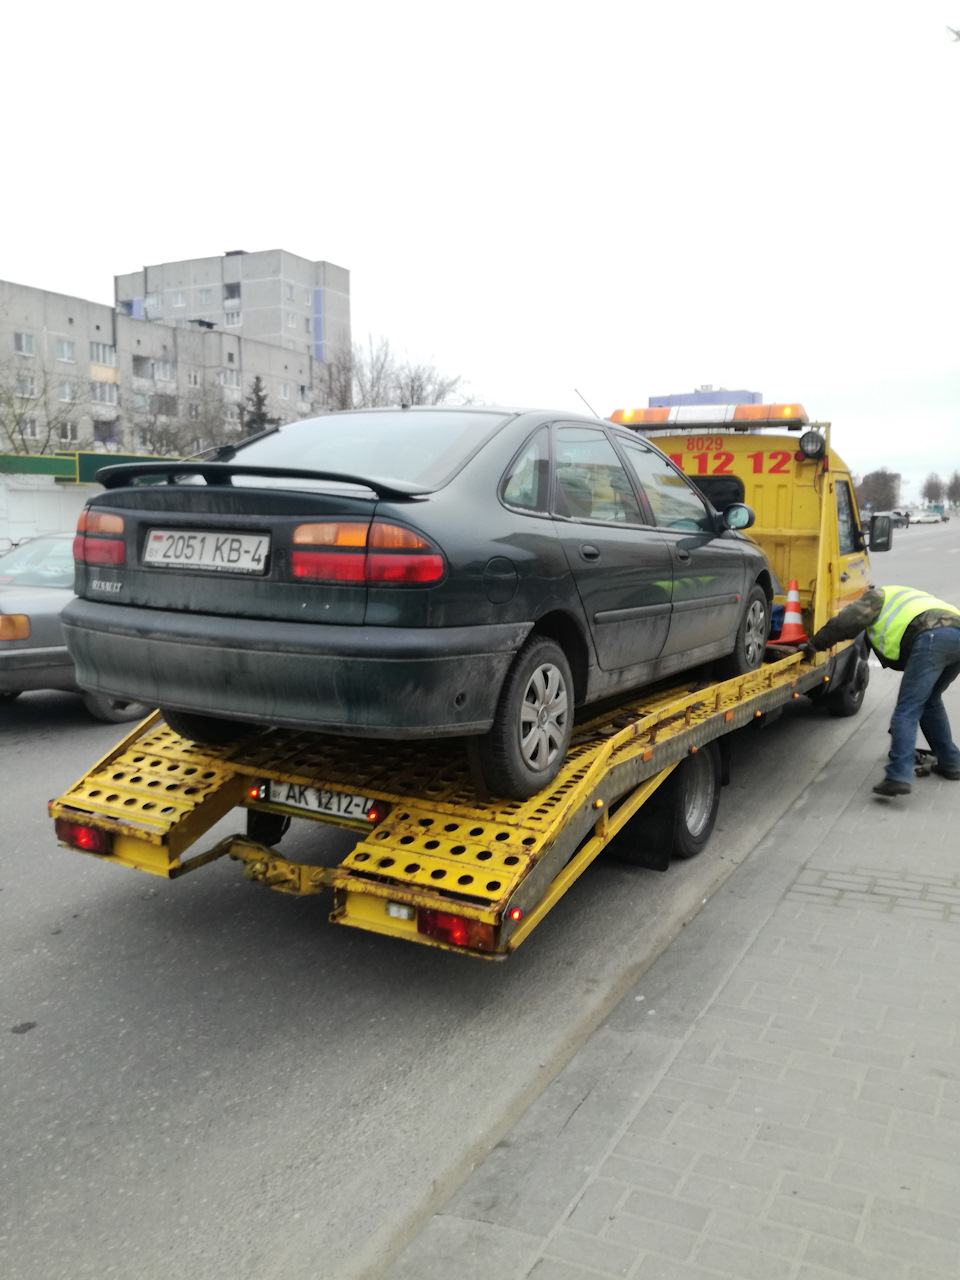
385, 683, 960, 1280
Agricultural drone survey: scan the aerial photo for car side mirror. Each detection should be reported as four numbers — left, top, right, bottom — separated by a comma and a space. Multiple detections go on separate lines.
722, 503, 755, 531
869, 513, 892, 552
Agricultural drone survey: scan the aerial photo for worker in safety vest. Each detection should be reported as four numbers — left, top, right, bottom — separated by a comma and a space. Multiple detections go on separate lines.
803, 585, 960, 797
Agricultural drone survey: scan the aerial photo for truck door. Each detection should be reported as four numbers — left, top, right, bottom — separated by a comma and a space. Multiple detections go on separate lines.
834, 476, 869, 608
551, 424, 673, 671
615, 438, 746, 657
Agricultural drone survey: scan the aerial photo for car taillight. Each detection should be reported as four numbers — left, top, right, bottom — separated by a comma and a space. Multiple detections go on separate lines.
417, 908, 496, 952
0, 614, 31, 640
54, 817, 114, 856
290, 521, 445, 585
74, 509, 125, 567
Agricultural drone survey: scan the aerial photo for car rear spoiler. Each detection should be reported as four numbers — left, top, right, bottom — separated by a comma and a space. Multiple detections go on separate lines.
94, 462, 428, 502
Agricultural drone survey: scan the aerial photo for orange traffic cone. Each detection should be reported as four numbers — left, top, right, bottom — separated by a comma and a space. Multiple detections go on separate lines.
778, 580, 808, 643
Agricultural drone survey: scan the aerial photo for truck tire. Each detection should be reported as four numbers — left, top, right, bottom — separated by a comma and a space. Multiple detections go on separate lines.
612, 741, 722, 865
715, 585, 769, 679
825, 645, 870, 717
82, 692, 153, 724
477, 636, 573, 800
161, 708, 253, 745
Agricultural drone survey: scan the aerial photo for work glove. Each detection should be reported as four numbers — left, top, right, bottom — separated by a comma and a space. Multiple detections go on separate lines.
800, 642, 818, 662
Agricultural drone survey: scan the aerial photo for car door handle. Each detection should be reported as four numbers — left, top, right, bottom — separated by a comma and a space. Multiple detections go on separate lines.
579, 544, 600, 562
840, 571, 850, 582
676, 549, 692, 565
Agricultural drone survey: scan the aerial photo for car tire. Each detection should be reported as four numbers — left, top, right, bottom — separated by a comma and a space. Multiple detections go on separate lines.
82, 692, 153, 724
161, 708, 254, 745
715, 584, 769, 679
477, 636, 574, 800
825, 646, 870, 717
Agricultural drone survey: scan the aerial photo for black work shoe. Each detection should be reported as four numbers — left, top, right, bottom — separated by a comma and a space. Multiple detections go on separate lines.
873, 778, 912, 797
931, 764, 960, 781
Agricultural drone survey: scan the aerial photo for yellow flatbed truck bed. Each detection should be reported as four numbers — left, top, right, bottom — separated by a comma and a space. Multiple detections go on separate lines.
50, 650, 827, 959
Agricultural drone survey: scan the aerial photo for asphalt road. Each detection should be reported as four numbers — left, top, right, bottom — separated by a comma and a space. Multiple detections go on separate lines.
2, 518, 958, 1280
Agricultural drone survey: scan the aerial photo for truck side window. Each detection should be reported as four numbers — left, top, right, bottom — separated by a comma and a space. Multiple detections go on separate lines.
618, 439, 713, 532
836, 481, 857, 554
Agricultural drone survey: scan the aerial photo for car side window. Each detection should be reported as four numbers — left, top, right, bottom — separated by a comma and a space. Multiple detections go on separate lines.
836, 480, 857, 554
618, 440, 713, 532
501, 427, 550, 512
553, 426, 643, 523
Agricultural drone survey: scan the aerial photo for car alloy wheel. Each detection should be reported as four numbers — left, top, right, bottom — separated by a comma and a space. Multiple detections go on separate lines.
519, 660, 569, 771
478, 636, 574, 800
742, 596, 768, 668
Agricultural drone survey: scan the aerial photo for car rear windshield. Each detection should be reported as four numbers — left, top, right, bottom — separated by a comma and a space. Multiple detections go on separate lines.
232, 410, 512, 489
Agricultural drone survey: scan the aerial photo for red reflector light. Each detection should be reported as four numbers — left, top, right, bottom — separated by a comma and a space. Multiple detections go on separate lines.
55, 817, 113, 856
366, 803, 390, 824
417, 908, 496, 952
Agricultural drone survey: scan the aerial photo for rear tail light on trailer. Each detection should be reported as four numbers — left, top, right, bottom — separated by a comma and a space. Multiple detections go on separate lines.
54, 817, 114, 856
291, 520, 444, 585
74, 510, 125, 566
417, 908, 496, 952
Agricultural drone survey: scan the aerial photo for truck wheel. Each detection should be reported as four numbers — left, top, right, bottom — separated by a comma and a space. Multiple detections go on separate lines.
825, 647, 870, 717
477, 636, 573, 800
161, 708, 253, 745
82, 692, 153, 724
648, 741, 723, 861
715, 585, 769, 679
246, 809, 291, 846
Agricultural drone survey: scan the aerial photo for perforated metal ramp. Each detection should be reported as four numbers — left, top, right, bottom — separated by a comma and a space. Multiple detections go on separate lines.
50, 650, 827, 951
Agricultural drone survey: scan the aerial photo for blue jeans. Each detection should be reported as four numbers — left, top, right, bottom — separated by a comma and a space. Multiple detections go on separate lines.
887, 627, 960, 782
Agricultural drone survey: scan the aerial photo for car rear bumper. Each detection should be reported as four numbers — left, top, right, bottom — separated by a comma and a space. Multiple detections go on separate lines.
0, 646, 77, 694
61, 599, 531, 737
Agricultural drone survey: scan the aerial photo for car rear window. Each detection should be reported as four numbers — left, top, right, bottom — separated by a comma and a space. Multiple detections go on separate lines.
232, 410, 512, 489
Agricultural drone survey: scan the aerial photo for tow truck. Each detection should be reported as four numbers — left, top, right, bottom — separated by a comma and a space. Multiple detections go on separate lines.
49, 405, 891, 959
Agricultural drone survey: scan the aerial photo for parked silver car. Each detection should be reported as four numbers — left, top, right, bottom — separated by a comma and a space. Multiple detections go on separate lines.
0, 534, 152, 721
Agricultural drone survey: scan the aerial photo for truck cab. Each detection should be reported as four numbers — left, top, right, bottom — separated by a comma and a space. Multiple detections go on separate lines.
609, 403, 891, 708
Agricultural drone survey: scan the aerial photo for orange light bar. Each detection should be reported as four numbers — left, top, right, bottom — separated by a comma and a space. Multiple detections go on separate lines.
609, 403, 808, 427
610, 408, 669, 425
731, 403, 807, 423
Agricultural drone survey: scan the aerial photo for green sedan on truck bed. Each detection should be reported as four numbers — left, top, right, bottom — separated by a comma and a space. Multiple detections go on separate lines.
61, 406, 775, 798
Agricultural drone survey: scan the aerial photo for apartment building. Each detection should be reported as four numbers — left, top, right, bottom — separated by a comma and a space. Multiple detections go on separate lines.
115, 249, 350, 365
1, 249, 350, 456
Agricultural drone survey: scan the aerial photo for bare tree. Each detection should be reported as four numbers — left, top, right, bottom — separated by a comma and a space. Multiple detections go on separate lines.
946, 471, 960, 507
323, 337, 468, 411
131, 384, 235, 457
0, 349, 87, 453
854, 469, 898, 513
922, 472, 945, 504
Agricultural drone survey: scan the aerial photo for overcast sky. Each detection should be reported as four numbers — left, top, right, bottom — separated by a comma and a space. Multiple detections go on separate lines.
4, 1, 958, 500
